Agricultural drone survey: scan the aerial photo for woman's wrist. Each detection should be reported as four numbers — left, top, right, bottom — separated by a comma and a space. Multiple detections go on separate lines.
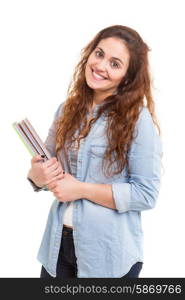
79, 182, 93, 199
27, 169, 43, 188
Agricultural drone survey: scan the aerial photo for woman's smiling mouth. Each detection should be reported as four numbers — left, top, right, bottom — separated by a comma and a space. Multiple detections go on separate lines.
91, 68, 108, 81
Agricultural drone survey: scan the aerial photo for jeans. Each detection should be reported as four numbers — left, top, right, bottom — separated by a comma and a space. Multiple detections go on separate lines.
40, 225, 143, 278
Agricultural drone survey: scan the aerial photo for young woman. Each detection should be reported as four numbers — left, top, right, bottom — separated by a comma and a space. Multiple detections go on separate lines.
27, 25, 163, 278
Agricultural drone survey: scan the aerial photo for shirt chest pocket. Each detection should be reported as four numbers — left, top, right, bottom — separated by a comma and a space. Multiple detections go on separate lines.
88, 145, 127, 183
90, 145, 106, 158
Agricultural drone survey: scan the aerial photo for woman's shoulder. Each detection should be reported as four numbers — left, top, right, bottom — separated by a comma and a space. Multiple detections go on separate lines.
138, 105, 151, 121
134, 105, 161, 142
54, 102, 65, 119
129, 105, 162, 154
136, 106, 156, 131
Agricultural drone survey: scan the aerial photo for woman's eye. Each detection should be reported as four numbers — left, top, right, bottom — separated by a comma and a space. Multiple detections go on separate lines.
111, 61, 119, 68
95, 50, 103, 57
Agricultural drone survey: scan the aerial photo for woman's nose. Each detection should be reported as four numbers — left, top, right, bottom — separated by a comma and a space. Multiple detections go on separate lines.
95, 59, 108, 71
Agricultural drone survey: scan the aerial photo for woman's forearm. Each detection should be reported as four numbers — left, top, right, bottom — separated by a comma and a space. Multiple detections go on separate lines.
80, 182, 117, 210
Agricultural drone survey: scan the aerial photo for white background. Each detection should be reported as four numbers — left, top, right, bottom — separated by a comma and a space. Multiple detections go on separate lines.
0, 0, 184, 277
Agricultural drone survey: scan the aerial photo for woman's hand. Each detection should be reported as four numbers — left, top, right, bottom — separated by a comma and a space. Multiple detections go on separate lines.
47, 173, 84, 202
28, 155, 64, 188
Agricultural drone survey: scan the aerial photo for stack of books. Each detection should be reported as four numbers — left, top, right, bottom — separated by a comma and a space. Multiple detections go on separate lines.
12, 118, 51, 161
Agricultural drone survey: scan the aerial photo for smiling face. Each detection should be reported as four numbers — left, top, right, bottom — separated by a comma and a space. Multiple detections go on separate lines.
85, 37, 130, 103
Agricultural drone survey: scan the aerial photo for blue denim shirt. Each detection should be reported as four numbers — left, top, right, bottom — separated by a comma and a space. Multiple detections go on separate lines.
35, 102, 163, 278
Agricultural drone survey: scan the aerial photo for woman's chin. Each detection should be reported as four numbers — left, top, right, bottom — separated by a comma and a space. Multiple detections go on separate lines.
86, 80, 106, 92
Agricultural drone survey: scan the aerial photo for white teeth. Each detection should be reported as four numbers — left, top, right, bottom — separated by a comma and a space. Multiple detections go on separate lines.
92, 70, 106, 80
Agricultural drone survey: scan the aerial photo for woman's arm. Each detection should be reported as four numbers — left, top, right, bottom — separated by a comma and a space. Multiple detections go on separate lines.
27, 103, 64, 192
80, 182, 116, 210
47, 173, 116, 209
79, 107, 162, 212
111, 107, 163, 213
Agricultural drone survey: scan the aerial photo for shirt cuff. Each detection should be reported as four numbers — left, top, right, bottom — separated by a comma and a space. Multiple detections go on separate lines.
27, 177, 48, 192
111, 183, 131, 213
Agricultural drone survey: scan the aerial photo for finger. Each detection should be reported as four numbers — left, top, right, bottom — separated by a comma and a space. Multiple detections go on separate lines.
49, 166, 63, 178
31, 155, 43, 164
44, 163, 63, 178
47, 181, 57, 190
56, 173, 65, 180
47, 173, 64, 186
43, 157, 57, 168
47, 162, 63, 174
43, 164, 63, 182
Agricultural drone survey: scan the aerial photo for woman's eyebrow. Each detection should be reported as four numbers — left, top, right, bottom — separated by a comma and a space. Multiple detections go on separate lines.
96, 47, 124, 65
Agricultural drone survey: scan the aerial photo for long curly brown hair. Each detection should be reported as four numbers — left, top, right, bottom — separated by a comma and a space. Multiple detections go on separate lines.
55, 25, 161, 177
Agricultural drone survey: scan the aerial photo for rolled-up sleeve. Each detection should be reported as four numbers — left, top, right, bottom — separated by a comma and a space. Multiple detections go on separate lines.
44, 103, 64, 157
112, 107, 163, 213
